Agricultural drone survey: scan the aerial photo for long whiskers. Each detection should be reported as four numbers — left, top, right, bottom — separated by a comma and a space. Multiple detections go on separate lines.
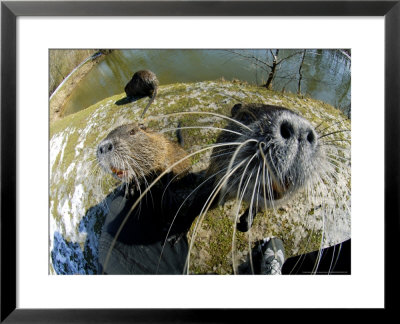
231, 153, 259, 274
102, 141, 247, 274
156, 164, 241, 273
220, 139, 258, 199
185, 157, 250, 274
160, 126, 244, 137
318, 129, 351, 139
156, 111, 253, 132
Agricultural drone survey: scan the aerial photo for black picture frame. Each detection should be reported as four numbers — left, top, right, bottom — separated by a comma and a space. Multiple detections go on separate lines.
1, 0, 398, 322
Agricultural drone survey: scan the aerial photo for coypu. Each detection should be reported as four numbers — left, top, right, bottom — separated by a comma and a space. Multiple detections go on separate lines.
97, 122, 190, 190
96, 122, 198, 274
182, 103, 350, 274
96, 106, 348, 274
124, 70, 159, 118
200, 103, 327, 231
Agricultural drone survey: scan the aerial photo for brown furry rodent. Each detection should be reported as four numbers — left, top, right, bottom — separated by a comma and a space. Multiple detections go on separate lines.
97, 123, 190, 189
124, 70, 159, 118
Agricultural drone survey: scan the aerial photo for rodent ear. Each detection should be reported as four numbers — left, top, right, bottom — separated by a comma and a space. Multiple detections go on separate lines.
129, 124, 142, 135
234, 108, 258, 124
138, 123, 147, 131
231, 104, 243, 117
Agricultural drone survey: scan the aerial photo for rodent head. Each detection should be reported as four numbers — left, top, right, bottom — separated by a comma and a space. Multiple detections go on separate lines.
97, 123, 161, 185
125, 70, 158, 98
208, 103, 325, 207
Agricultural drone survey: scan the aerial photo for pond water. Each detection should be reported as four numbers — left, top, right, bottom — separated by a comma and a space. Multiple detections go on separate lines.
62, 49, 351, 117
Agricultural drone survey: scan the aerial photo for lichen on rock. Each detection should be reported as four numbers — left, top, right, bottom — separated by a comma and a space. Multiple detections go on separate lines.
49, 80, 351, 274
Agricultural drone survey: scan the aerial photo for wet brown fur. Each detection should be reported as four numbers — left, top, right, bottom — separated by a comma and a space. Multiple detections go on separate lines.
97, 123, 190, 185
124, 70, 159, 99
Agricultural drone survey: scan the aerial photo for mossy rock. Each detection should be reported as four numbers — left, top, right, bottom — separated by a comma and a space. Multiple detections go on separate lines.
49, 80, 351, 274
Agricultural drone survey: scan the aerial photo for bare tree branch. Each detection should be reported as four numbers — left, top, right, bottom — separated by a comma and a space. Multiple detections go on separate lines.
277, 50, 303, 65
225, 50, 272, 69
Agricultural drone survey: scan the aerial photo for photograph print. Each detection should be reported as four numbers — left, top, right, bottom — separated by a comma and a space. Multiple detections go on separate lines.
49, 49, 351, 275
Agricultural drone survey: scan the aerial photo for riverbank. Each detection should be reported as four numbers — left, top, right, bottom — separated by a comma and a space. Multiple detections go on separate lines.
49, 51, 111, 123
52, 49, 351, 121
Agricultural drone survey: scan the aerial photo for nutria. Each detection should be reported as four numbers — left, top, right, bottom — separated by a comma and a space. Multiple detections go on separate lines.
96, 123, 190, 190
124, 70, 158, 118
96, 123, 200, 274
203, 103, 327, 231
97, 105, 347, 274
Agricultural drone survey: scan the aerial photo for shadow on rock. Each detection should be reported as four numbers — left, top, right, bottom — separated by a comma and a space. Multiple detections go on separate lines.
51, 196, 109, 274
51, 171, 206, 275
114, 95, 146, 106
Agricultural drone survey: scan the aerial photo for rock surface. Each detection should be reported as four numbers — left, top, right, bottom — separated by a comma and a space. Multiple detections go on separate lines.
49, 80, 351, 274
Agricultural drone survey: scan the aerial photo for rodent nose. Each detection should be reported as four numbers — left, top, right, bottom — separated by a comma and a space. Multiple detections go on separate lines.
98, 141, 114, 155
279, 120, 316, 145
306, 129, 315, 144
298, 127, 316, 145
280, 121, 294, 140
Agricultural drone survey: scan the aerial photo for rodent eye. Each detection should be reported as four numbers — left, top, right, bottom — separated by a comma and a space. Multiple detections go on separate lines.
129, 129, 136, 135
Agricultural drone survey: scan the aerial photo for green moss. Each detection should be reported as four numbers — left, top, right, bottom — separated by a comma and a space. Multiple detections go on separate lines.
189, 207, 247, 274
50, 93, 127, 137
51, 79, 350, 274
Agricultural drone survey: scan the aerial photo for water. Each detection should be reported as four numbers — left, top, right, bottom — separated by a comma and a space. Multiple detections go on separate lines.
62, 49, 351, 117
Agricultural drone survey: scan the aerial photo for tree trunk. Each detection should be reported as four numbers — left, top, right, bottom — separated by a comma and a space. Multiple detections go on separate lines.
264, 49, 279, 89
297, 50, 306, 95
